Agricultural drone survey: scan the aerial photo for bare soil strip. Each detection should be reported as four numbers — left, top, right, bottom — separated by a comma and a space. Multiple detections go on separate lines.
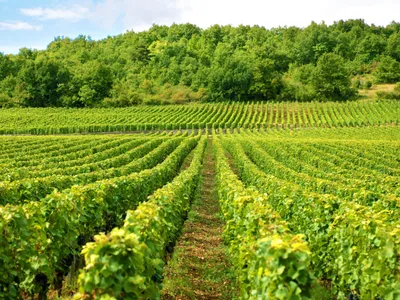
162, 138, 237, 299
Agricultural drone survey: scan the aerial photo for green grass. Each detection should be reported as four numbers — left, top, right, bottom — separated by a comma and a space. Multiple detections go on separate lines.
358, 82, 396, 98
310, 282, 335, 300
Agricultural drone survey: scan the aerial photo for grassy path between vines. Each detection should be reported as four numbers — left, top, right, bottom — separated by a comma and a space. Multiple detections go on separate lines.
161, 138, 238, 299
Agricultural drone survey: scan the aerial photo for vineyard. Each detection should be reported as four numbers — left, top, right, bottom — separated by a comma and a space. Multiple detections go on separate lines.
0, 100, 399, 134
0, 100, 399, 299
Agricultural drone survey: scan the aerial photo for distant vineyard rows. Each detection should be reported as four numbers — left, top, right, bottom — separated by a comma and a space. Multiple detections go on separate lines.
0, 100, 399, 134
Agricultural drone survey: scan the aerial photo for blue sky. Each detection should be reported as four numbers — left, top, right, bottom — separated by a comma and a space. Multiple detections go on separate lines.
1, 0, 400, 54
0, 0, 127, 54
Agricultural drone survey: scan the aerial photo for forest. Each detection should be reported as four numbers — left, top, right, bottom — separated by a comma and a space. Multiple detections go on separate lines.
1, 19, 400, 107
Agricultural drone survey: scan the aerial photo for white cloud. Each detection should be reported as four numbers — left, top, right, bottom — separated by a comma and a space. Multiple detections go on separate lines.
0, 21, 42, 31
87, 0, 123, 29
320, 0, 399, 27
83, 0, 400, 33
19, 1, 180, 30
85, 0, 182, 31
14, 0, 400, 35
179, 0, 400, 29
20, 6, 89, 21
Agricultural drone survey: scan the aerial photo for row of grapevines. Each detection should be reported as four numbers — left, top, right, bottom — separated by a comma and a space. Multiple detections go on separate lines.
0, 138, 85, 158
233, 125, 400, 141
239, 139, 399, 200
0, 136, 134, 167
74, 136, 207, 299
229, 136, 400, 211
0, 136, 199, 298
0, 137, 150, 178
0, 138, 181, 204
0, 138, 109, 163
241, 138, 400, 214
1, 138, 167, 178
0, 100, 399, 134
213, 134, 314, 299
0, 131, 180, 168
222, 136, 400, 298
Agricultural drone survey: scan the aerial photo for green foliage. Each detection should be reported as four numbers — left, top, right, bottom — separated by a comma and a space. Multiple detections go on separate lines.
0, 92, 16, 108
222, 133, 400, 299
374, 56, 400, 83
74, 137, 206, 299
0, 108, 399, 299
352, 78, 372, 89
214, 136, 314, 298
2, 20, 400, 106
395, 82, 400, 92
293, 21, 335, 64
0, 135, 199, 297
386, 32, 400, 61
0, 138, 181, 204
0, 53, 12, 80
141, 84, 208, 105
311, 53, 356, 100
281, 64, 316, 101
355, 33, 387, 63
376, 82, 400, 99
282, 54, 356, 101
16, 58, 71, 107
0, 100, 399, 134
104, 80, 143, 107
329, 204, 400, 299
70, 61, 114, 107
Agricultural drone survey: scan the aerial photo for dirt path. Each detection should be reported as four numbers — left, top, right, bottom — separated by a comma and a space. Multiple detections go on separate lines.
161, 138, 237, 299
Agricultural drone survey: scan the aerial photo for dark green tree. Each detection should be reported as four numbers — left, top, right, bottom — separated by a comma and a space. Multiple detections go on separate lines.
386, 32, 400, 61
374, 56, 400, 83
16, 58, 70, 107
311, 53, 356, 100
1, 20, 400, 106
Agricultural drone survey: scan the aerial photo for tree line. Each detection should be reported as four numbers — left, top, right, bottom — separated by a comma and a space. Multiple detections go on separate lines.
1, 19, 400, 107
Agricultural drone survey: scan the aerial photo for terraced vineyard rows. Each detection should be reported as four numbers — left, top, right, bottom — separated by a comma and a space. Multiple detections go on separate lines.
0, 100, 399, 134
0, 101, 399, 299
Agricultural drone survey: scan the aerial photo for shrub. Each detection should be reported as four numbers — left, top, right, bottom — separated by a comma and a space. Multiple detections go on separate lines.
0, 93, 17, 108
376, 83, 400, 100
374, 56, 400, 83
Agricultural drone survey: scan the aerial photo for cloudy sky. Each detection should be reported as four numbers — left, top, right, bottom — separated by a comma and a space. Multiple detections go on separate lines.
1, 0, 399, 54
